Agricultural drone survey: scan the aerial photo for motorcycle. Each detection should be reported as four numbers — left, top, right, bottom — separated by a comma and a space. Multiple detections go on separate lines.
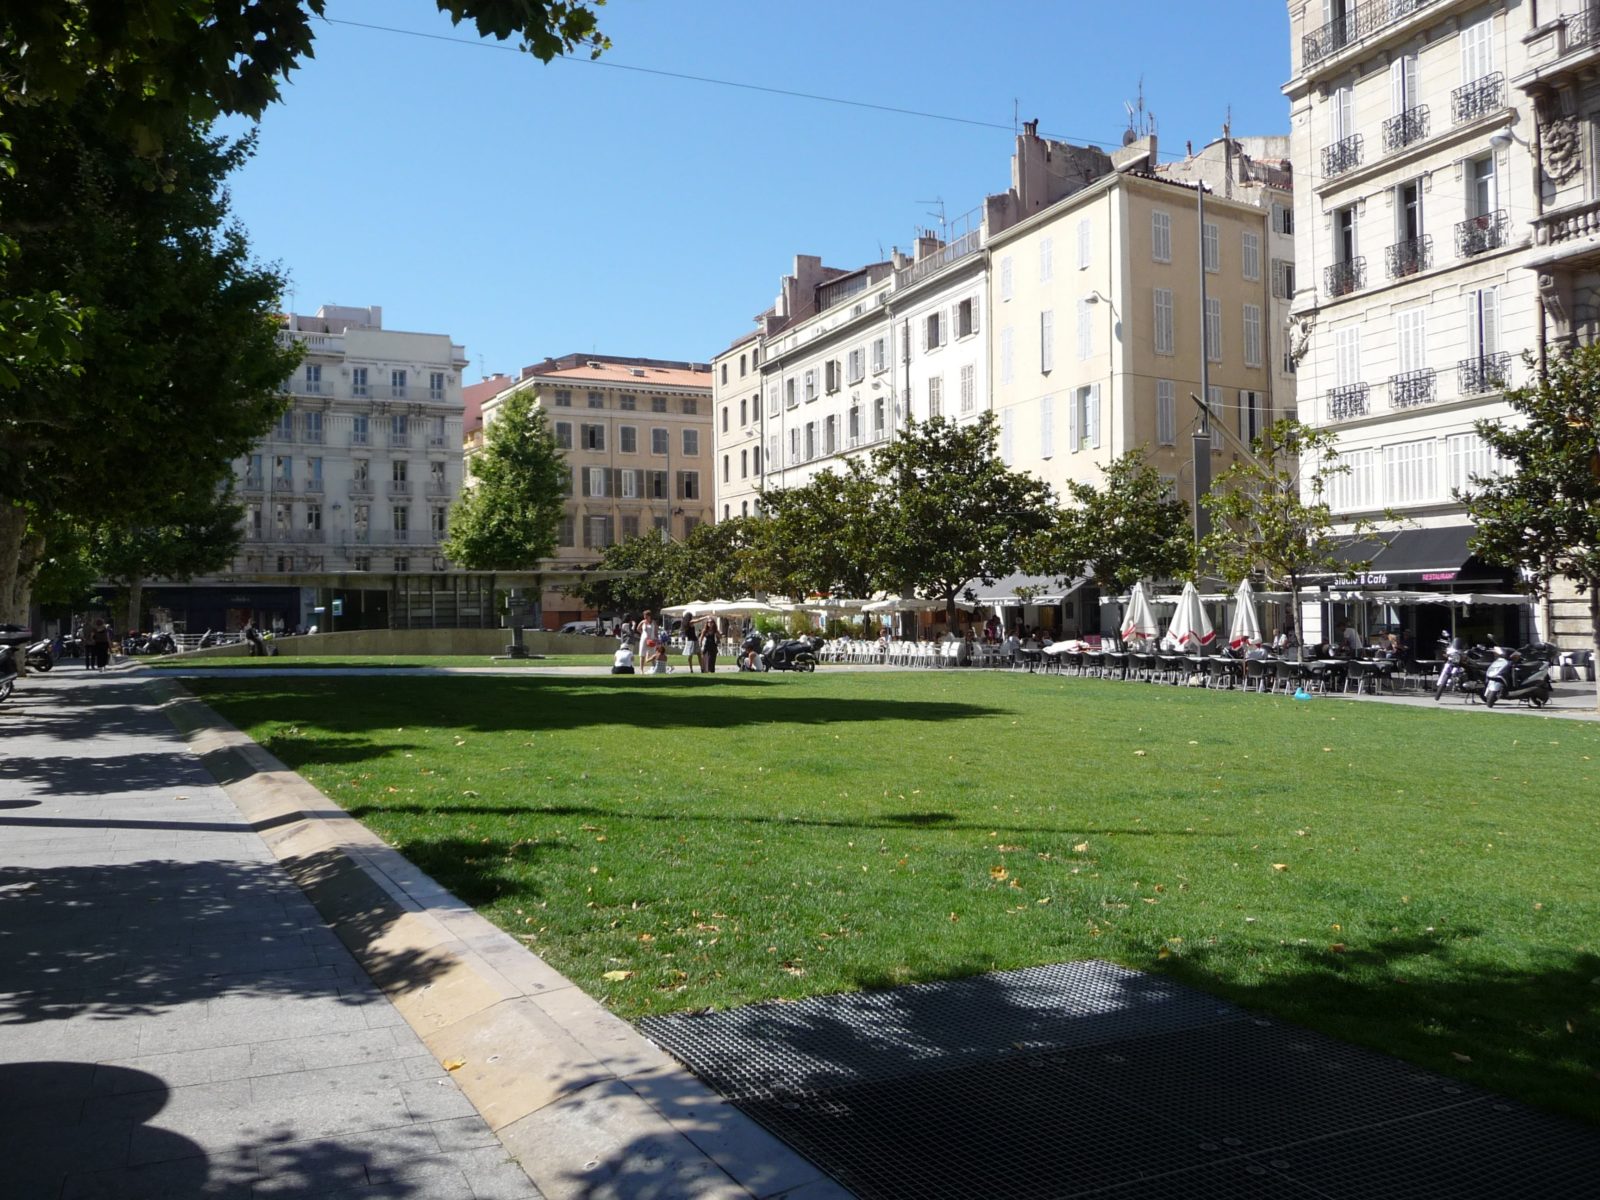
1434, 638, 1493, 702
0, 630, 28, 703
760, 635, 820, 673
24, 637, 54, 672
1483, 648, 1554, 708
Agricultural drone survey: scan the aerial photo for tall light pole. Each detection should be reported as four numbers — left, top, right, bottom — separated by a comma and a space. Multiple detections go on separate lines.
1193, 180, 1213, 550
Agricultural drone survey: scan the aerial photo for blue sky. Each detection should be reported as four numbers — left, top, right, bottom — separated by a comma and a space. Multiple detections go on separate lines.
224, 0, 1293, 380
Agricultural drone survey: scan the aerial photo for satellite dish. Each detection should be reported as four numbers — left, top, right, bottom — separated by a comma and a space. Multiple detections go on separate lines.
1122, 127, 1138, 146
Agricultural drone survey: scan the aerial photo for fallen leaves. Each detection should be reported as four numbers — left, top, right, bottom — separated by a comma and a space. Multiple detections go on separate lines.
442, 1058, 466, 1071
1272, 863, 1288, 872
601, 969, 633, 981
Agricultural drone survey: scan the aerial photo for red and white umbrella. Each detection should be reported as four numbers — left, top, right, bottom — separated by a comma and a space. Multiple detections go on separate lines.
1120, 582, 1160, 643
1166, 581, 1216, 650
1227, 579, 1264, 650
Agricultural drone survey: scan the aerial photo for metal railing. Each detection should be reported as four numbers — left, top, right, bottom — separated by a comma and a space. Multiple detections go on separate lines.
1322, 133, 1364, 178
1302, 0, 1437, 67
1563, 7, 1599, 54
387, 432, 413, 448
1326, 383, 1370, 421
387, 479, 411, 496
1382, 104, 1429, 152
392, 529, 411, 543
349, 478, 373, 494
270, 476, 295, 492
425, 480, 450, 496
895, 228, 982, 288
1456, 211, 1508, 256
1385, 234, 1432, 279
302, 478, 323, 494
1325, 257, 1366, 298
1458, 352, 1511, 394
350, 430, 370, 446
1452, 72, 1504, 124
242, 474, 264, 492
1389, 367, 1436, 408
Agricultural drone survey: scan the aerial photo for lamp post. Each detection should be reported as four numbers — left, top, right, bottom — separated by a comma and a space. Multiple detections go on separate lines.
1194, 180, 1214, 549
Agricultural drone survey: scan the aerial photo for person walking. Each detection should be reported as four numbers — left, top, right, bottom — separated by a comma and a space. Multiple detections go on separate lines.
681, 613, 697, 673
700, 616, 719, 673
88, 618, 110, 671
638, 610, 666, 675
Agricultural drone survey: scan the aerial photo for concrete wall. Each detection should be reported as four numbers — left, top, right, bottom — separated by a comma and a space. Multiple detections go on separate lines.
178, 628, 606, 659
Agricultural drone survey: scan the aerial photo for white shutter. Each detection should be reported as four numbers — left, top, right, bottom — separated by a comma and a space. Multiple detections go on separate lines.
1000, 408, 1015, 465
1390, 55, 1418, 113
1466, 288, 1500, 358
1040, 310, 1054, 372
1089, 383, 1102, 449
1332, 86, 1353, 141
1067, 390, 1080, 452
1040, 395, 1054, 459
1000, 326, 1014, 384
1395, 308, 1427, 374
1461, 18, 1494, 82
1334, 326, 1361, 387
1078, 300, 1093, 360
1157, 380, 1175, 445
1077, 219, 1092, 269
969, 296, 980, 334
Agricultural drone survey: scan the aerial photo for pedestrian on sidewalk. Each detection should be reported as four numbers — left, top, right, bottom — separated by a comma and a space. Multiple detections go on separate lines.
88, 617, 111, 671
682, 613, 697, 673
700, 616, 719, 673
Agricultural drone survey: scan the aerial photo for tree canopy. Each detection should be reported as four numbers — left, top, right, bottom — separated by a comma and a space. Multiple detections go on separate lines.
442, 391, 568, 570
741, 464, 882, 600
1459, 343, 1600, 707
574, 518, 760, 618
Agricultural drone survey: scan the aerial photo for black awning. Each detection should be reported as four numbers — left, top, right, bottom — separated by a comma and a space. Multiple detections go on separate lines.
1326, 525, 1504, 586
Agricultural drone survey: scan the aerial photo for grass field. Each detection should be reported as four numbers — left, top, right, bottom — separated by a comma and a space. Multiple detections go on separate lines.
142, 653, 617, 668
184, 670, 1600, 1121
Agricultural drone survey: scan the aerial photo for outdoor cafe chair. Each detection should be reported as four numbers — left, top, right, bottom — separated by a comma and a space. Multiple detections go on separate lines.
1155, 652, 1182, 685
1242, 657, 1269, 693
1102, 650, 1128, 680
1130, 651, 1156, 682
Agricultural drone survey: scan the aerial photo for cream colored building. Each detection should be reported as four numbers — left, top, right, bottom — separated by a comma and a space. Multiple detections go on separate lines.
711, 331, 764, 521
478, 354, 713, 625
1285, 0, 1548, 645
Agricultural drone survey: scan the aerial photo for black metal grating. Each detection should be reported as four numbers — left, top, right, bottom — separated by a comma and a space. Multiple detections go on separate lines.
639, 961, 1600, 1200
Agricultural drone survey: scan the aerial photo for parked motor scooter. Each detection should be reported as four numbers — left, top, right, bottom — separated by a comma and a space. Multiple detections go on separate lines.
0, 630, 28, 703
1433, 637, 1493, 702
760, 635, 820, 672
24, 637, 54, 672
1483, 648, 1554, 708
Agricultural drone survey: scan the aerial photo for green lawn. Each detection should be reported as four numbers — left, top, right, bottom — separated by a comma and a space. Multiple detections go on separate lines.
143, 653, 617, 668
184, 671, 1600, 1122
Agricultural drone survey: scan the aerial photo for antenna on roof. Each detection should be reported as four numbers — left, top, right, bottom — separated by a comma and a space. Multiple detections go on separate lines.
915, 197, 947, 240
1124, 77, 1154, 143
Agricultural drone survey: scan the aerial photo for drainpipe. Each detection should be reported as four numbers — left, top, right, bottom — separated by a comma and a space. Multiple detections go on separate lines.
1532, 107, 1549, 378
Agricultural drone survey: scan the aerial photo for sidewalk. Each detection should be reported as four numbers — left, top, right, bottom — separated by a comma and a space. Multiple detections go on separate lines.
0, 672, 843, 1200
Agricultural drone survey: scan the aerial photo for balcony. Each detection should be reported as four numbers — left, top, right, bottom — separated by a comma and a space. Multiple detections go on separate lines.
349, 477, 373, 495
302, 428, 323, 445
1326, 383, 1370, 421
428, 434, 448, 447
1321, 134, 1364, 179
350, 429, 370, 446
1389, 367, 1437, 409
894, 227, 983, 288
387, 479, 412, 496
1457, 211, 1509, 257
1458, 352, 1511, 395
302, 477, 324, 494
1385, 234, 1432, 279
1533, 196, 1600, 255
1302, 0, 1439, 69
1381, 105, 1429, 153
426, 479, 450, 496
1325, 257, 1366, 299
392, 529, 411, 544
387, 432, 413, 449
241, 473, 264, 492
270, 476, 295, 492
1452, 73, 1504, 125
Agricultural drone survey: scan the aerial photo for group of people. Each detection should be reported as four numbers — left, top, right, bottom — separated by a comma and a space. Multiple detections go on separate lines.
611, 609, 723, 675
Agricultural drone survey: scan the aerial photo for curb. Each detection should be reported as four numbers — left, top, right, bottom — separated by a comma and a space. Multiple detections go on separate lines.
149, 676, 852, 1200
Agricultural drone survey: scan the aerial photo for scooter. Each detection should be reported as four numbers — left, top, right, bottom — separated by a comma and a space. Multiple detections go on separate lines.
760, 635, 820, 672
0, 631, 28, 703
1483, 649, 1554, 708
1434, 637, 1492, 702
24, 637, 54, 672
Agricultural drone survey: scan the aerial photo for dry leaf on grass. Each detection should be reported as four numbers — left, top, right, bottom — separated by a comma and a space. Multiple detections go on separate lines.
602, 969, 633, 981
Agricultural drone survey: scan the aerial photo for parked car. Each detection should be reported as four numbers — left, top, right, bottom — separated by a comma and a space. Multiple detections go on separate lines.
558, 620, 605, 636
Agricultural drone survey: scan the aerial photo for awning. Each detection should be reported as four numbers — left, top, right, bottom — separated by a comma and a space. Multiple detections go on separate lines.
959, 572, 1089, 606
1326, 525, 1497, 586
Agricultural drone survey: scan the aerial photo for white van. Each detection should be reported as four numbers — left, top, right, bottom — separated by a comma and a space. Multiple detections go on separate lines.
558, 620, 604, 636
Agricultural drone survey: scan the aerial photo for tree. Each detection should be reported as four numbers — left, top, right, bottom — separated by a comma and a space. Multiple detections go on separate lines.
1459, 343, 1600, 709
1199, 418, 1383, 643
665, 517, 756, 606
91, 484, 247, 633
442, 391, 567, 570
571, 531, 674, 619
1024, 450, 1192, 644
0, 100, 299, 624
742, 465, 883, 599
869, 414, 1055, 627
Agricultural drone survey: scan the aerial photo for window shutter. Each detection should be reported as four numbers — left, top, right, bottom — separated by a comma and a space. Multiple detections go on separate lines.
1040, 395, 1054, 459
970, 296, 980, 333
1067, 391, 1080, 451
1000, 409, 1015, 465
1481, 287, 1499, 355
580, 469, 590, 497
1089, 384, 1101, 449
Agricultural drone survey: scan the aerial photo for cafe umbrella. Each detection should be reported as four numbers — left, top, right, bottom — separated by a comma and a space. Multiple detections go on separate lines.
1120, 581, 1161, 644
1227, 579, 1264, 650
1166, 580, 1216, 650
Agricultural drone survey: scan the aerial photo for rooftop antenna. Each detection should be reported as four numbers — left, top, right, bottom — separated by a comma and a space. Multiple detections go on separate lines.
1124, 77, 1155, 142
915, 197, 947, 240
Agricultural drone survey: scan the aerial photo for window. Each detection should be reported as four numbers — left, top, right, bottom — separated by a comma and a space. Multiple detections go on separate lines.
304, 363, 322, 393
1272, 258, 1297, 300
428, 415, 445, 446
1242, 230, 1261, 281
1391, 52, 1418, 116
393, 505, 409, 536
1469, 154, 1497, 219
351, 458, 369, 483
1460, 15, 1494, 84
1465, 285, 1501, 368
923, 311, 943, 350
1000, 408, 1015, 465
351, 414, 369, 445
308, 456, 323, 487
1334, 326, 1362, 387
825, 414, 838, 454
1206, 386, 1224, 453
1000, 255, 1014, 300
1000, 326, 1015, 384
957, 297, 978, 338
1154, 289, 1174, 355
1203, 221, 1219, 273
1384, 439, 1437, 505
871, 336, 888, 373
1040, 310, 1054, 373
741, 449, 749, 477
553, 389, 572, 407
1272, 203, 1294, 235
585, 515, 614, 549
619, 425, 637, 453
1396, 307, 1428, 374
753, 444, 762, 473
1331, 84, 1354, 142
622, 468, 639, 498
651, 396, 667, 412
1334, 203, 1357, 264
739, 398, 748, 425
1205, 298, 1222, 363
392, 459, 408, 484
430, 372, 445, 400
847, 406, 861, 445
1240, 390, 1268, 443
391, 413, 409, 442
847, 347, 866, 382
429, 460, 445, 489
1077, 299, 1093, 360
390, 369, 407, 398
431, 506, 447, 538
785, 378, 798, 408
681, 397, 698, 415
302, 410, 322, 444
305, 502, 322, 532
351, 367, 368, 397
740, 353, 747, 376
619, 393, 636, 410
1156, 380, 1176, 446
273, 454, 292, 483
353, 504, 369, 540
653, 515, 669, 533
928, 375, 943, 418
554, 421, 573, 449
1446, 432, 1505, 493
584, 466, 607, 497
1040, 395, 1055, 459
676, 471, 700, 501
803, 369, 818, 402
960, 364, 975, 413
804, 422, 817, 460
647, 470, 668, 499
274, 410, 294, 439
392, 556, 409, 573
682, 428, 699, 455
1331, 448, 1376, 512
622, 515, 639, 539
1040, 236, 1054, 282
580, 423, 605, 451
1070, 385, 1100, 451
768, 434, 779, 467
1243, 304, 1262, 368
768, 386, 780, 417
1077, 219, 1091, 270
651, 427, 668, 455
873, 397, 886, 435
1152, 210, 1172, 263
789, 428, 800, 464
825, 359, 840, 393
720, 362, 728, 384
587, 391, 604, 409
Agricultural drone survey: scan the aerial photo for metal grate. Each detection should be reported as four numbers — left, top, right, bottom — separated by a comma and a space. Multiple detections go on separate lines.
639, 961, 1600, 1200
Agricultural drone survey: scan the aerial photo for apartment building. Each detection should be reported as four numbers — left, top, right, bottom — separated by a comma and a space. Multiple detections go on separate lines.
479, 353, 713, 625
1285, 0, 1543, 644
711, 331, 763, 520
138, 305, 468, 633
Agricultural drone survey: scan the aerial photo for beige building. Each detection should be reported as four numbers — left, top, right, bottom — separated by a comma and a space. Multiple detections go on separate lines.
478, 353, 713, 625
711, 331, 764, 521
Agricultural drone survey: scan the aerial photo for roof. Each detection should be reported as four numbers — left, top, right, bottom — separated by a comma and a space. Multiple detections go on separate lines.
461, 375, 513, 435
524, 360, 712, 390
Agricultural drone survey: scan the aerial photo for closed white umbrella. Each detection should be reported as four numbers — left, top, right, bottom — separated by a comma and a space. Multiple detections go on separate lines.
1227, 579, 1264, 650
1120, 582, 1160, 643
1166, 581, 1216, 650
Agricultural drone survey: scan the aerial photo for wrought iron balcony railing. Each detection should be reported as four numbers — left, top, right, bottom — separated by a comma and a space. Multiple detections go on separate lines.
1325, 257, 1366, 298
1382, 104, 1429, 152
1322, 133, 1364, 178
1452, 72, 1504, 124
1385, 234, 1432, 279
1458, 352, 1511, 394
241, 474, 264, 492
1389, 367, 1436, 409
1326, 383, 1371, 421
1302, 0, 1438, 67
1456, 211, 1509, 257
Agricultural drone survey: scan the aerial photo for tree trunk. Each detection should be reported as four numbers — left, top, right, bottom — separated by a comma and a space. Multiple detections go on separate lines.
0, 505, 46, 626
126, 578, 144, 636
1589, 583, 1600, 713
